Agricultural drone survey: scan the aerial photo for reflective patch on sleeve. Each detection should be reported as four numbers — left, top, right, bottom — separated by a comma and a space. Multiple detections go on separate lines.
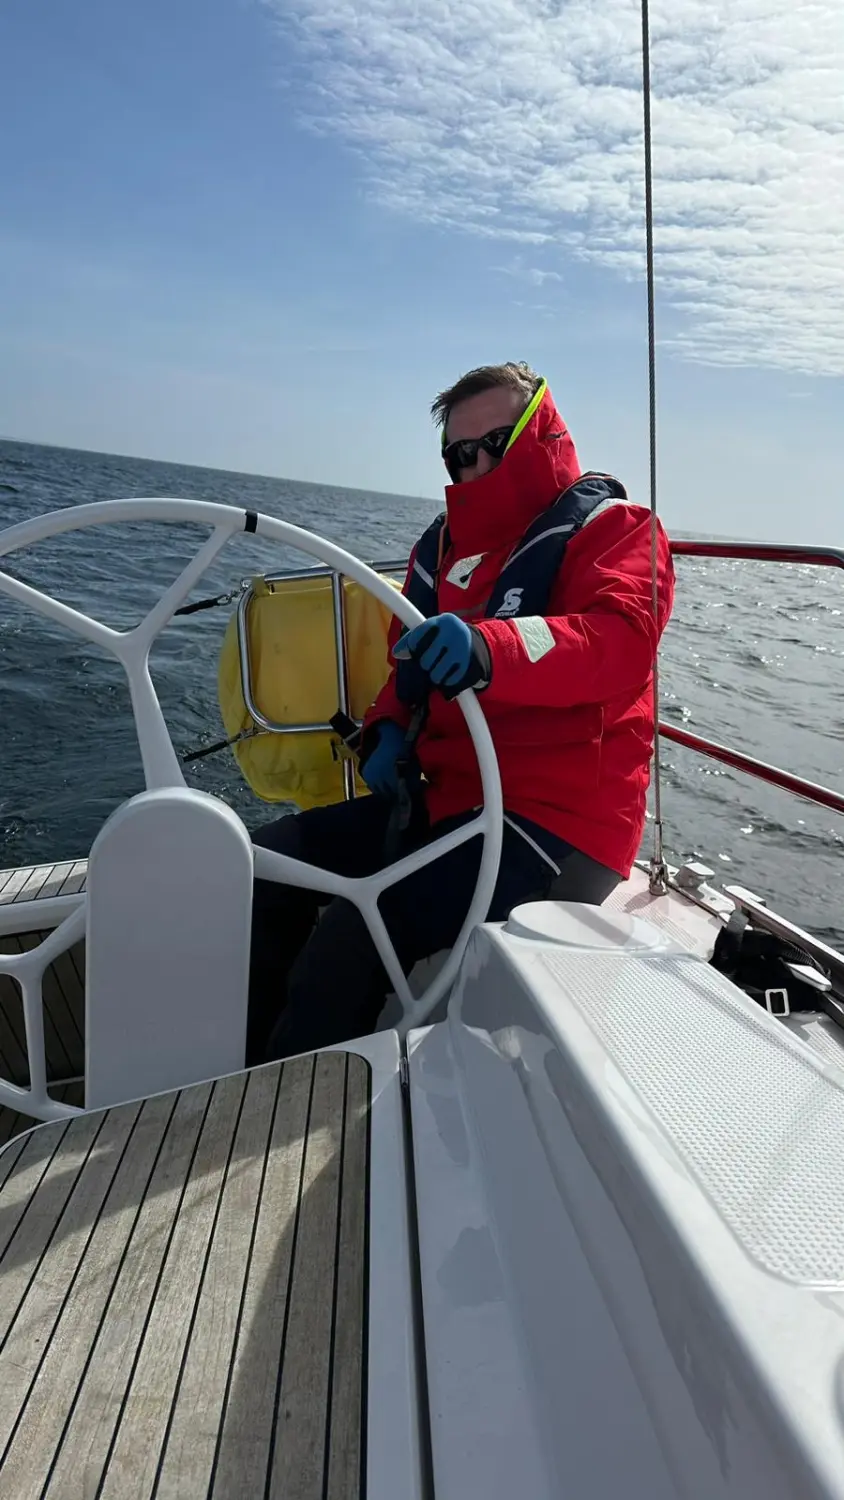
514, 615, 555, 662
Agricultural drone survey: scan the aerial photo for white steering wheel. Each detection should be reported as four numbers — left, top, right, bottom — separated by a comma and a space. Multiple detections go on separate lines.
0, 499, 503, 1119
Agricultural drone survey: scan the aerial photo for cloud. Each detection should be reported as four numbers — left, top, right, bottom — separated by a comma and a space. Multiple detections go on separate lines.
495, 260, 565, 288
263, 0, 844, 377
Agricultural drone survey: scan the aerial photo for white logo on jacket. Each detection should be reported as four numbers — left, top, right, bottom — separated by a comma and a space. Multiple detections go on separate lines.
494, 587, 523, 618
446, 553, 485, 589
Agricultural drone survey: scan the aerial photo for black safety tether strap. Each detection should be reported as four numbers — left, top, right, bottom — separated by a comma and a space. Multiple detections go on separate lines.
383, 700, 429, 863
710, 910, 833, 1018
329, 711, 362, 757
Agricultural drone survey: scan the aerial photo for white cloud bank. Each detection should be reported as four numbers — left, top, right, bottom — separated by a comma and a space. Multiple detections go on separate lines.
265, 0, 844, 377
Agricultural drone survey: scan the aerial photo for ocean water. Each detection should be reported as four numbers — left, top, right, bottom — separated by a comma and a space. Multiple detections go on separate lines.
1, 438, 842, 946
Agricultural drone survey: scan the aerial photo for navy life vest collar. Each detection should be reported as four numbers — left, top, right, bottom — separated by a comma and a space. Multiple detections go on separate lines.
407, 473, 628, 621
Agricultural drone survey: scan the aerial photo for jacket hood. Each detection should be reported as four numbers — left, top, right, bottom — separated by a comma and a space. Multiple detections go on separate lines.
443, 381, 581, 555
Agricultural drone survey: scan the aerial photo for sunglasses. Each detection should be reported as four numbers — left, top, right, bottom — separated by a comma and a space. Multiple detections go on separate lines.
442, 425, 515, 480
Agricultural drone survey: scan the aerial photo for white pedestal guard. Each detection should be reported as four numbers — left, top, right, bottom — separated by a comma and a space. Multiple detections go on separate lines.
85, 787, 254, 1111
0, 498, 503, 1118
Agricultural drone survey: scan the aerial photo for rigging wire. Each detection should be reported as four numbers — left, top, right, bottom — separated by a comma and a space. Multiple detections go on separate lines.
640, 0, 668, 895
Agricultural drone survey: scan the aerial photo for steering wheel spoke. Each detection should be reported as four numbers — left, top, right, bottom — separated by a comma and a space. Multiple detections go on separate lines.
119, 525, 239, 788
356, 897, 417, 1014
131, 522, 235, 647
366, 810, 488, 895
253, 845, 354, 901
0, 904, 87, 1119
123, 656, 185, 789
0, 568, 119, 651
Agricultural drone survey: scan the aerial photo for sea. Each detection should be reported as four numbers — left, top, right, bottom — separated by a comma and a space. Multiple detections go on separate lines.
1, 438, 842, 947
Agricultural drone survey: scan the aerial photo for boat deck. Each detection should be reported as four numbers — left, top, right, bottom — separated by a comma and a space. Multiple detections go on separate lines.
0, 853, 725, 1137
603, 864, 723, 957
0, 1051, 369, 1500
0, 860, 88, 907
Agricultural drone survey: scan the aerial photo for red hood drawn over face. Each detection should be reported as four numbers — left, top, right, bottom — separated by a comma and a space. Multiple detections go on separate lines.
443, 382, 582, 555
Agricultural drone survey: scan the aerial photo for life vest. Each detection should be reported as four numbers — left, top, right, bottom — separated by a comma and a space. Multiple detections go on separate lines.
217, 571, 401, 809
406, 473, 628, 621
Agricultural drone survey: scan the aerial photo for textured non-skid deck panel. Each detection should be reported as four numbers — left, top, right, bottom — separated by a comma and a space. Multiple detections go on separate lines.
539, 948, 844, 1283
0, 932, 86, 1088
0, 1051, 370, 1500
603, 865, 723, 958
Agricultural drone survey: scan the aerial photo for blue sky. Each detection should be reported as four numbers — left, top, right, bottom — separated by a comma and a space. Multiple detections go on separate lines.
1, 0, 841, 541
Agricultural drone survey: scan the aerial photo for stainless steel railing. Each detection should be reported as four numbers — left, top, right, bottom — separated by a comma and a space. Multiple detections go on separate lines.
664, 541, 844, 815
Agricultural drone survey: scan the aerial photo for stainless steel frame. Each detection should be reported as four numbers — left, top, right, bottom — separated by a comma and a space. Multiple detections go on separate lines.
235, 559, 407, 801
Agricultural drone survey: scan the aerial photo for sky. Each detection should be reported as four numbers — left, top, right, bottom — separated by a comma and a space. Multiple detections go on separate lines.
0, 0, 841, 541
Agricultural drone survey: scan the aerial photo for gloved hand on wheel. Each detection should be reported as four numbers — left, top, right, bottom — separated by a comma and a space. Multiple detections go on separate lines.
393, 613, 491, 701
358, 720, 407, 797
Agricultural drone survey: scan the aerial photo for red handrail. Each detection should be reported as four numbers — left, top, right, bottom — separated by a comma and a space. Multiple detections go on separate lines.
662, 539, 844, 816
671, 540, 844, 570
658, 724, 844, 817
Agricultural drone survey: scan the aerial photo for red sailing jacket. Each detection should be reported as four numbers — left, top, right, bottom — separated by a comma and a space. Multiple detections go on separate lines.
364, 385, 675, 877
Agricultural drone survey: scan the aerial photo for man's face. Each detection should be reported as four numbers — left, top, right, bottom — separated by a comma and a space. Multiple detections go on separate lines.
444, 387, 525, 483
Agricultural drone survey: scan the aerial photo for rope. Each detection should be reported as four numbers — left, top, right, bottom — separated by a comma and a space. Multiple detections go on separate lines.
181, 726, 263, 764
174, 580, 249, 617
641, 0, 668, 895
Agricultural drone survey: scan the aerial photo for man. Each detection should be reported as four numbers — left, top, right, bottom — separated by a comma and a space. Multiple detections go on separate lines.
248, 361, 674, 1063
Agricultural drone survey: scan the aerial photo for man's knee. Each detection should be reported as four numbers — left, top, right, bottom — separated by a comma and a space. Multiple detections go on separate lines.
548, 849, 620, 905
251, 795, 394, 879
290, 897, 375, 984
263, 896, 387, 1059
252, 810, 303, 858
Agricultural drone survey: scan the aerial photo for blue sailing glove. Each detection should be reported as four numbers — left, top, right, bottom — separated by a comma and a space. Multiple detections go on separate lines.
358, 719, 406, 796
393, 613, 491, 701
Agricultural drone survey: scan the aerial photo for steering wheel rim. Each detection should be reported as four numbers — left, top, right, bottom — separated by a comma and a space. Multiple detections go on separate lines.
0, 499, 503, 1104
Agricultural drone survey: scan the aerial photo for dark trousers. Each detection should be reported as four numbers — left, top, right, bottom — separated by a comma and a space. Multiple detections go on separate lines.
247, 795, 620, 1064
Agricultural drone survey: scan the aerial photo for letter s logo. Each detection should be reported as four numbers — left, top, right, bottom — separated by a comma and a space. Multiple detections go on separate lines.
495, 587, 523, 618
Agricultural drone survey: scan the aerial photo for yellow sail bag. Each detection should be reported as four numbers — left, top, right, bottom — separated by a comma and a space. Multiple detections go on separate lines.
218, 573, 400, 809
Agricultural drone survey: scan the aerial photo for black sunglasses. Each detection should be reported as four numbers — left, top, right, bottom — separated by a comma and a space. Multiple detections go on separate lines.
442, 425, 515, 480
